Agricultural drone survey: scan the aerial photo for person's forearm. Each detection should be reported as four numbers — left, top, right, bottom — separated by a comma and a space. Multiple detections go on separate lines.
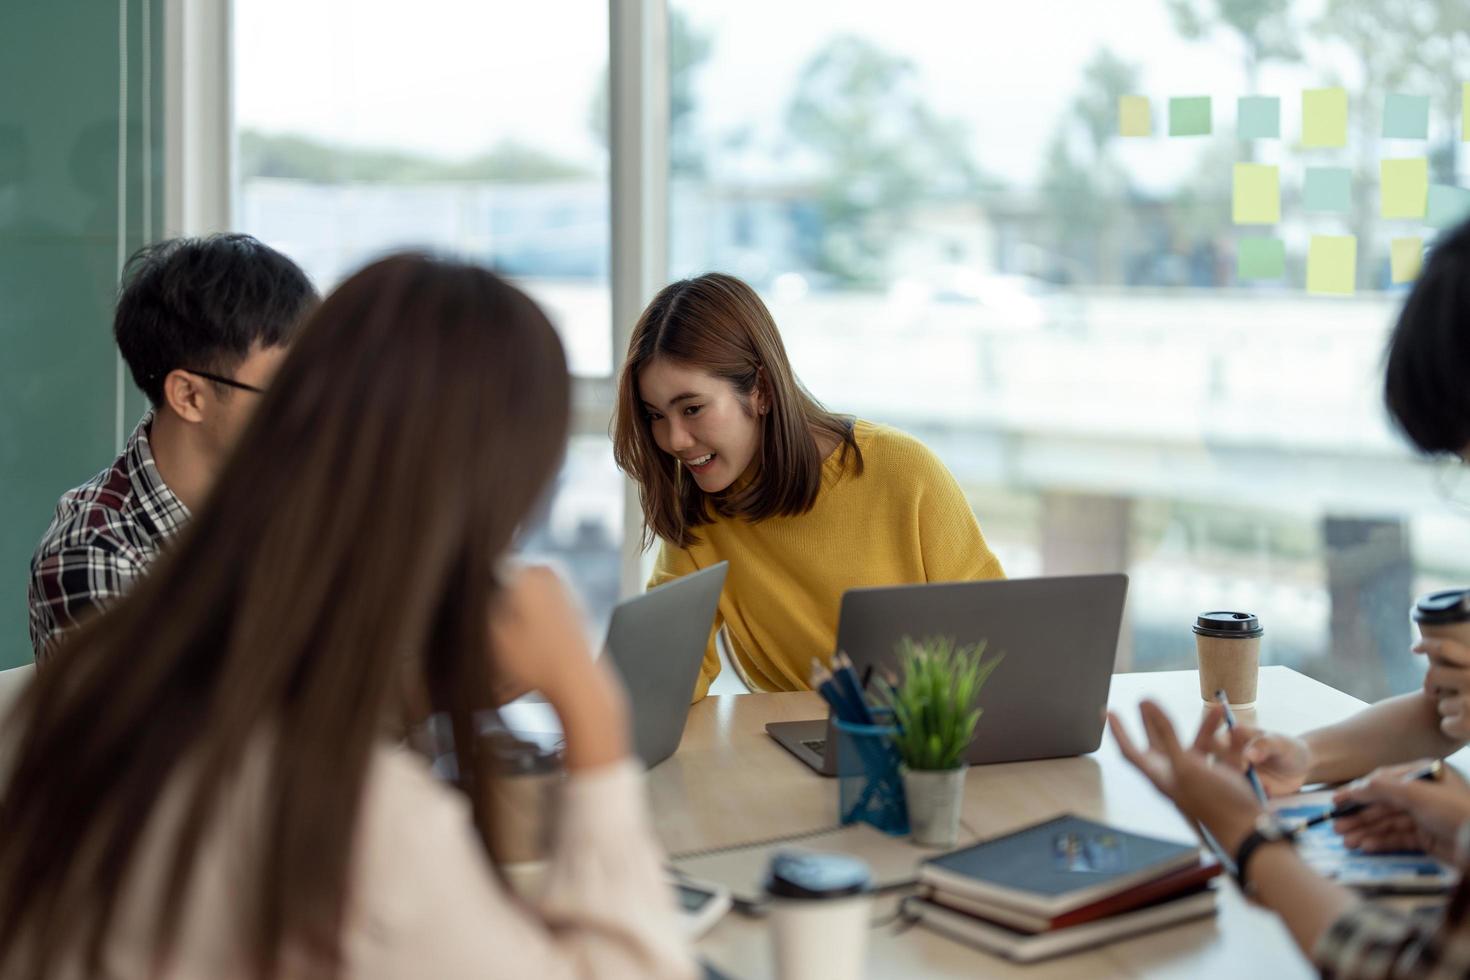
1246, 844, 1360, 955
1304, 692, 1462, 784
556, 669, 633, 772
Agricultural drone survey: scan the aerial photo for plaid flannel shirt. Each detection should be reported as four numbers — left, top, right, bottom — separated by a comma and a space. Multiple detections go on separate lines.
28, 413, 190, 659
1316, 880, 1470, 979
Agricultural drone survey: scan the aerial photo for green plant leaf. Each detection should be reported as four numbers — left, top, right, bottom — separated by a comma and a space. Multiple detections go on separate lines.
878, 634, 1006, 770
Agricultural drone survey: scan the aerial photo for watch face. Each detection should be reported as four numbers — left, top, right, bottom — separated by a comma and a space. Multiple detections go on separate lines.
1255, 813, 1290, 842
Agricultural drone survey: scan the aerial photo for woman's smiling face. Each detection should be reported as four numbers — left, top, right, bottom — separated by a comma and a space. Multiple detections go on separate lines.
638, 355, 765, 494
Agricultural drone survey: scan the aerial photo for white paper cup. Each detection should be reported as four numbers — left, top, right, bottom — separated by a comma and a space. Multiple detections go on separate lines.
765, 851, 872, 980
769, 894, 872, 980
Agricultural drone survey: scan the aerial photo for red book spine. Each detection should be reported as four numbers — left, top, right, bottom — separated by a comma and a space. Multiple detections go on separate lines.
1048, 862, 1223, 930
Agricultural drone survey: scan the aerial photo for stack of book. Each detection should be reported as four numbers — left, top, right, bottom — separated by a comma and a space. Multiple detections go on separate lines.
902, 813, 1222, 962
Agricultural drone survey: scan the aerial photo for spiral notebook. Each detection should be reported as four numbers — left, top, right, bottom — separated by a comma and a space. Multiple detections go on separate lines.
668, 822, 980, 908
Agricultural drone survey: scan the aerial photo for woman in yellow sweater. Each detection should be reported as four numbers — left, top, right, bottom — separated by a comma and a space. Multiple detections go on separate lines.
613, 272, 1004, 700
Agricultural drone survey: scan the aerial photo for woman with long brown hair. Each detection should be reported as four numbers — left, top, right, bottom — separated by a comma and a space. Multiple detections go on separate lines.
613, 272, 1005, 699
0, 255, 694, 978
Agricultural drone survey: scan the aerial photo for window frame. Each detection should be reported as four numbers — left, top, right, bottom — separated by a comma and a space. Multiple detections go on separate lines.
185, 0, 670, 599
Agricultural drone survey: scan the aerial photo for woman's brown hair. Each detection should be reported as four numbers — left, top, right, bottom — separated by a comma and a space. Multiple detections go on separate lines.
0, 255, 570, 977
613, 272, 861, 549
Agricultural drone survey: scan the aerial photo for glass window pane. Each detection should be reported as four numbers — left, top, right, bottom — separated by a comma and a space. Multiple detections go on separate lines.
234, 2, 620, 625
235, 0, 611, 377
669, 0, 1470, 700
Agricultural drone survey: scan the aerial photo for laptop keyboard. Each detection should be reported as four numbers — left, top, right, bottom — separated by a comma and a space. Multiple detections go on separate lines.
801, 738, 827, 755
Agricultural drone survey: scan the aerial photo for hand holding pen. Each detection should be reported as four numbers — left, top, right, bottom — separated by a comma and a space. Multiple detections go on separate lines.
1214, 690, 1269, 806
1322, 760, 1470, 860
1299, 760, 1444, 830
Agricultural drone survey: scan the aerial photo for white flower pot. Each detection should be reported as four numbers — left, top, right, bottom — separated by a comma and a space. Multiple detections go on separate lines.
901, 764, 968, 848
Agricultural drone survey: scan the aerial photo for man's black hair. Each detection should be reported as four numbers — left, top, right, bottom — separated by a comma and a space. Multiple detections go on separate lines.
114, 233, 318, 406
1384, 217, 1470, 455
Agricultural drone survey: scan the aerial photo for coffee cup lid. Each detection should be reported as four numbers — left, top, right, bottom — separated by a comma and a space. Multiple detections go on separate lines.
765, 851, 871, 900
1193, 611, 1263, 638
1413, 589, 1470, 625
482, 730, 563, 775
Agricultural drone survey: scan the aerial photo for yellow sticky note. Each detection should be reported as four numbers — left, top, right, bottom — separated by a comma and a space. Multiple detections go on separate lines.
1303, 87, 1348, 148
1307, 235, 1356, 296
1391, 237, 1423, 284
1119, 96, 1151, 137
1381, 158, 1429, 219
1233, 163, 1280, 224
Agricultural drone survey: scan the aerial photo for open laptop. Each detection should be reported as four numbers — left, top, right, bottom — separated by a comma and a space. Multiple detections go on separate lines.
497, 561, 727, 769
766, 573, 1128, 775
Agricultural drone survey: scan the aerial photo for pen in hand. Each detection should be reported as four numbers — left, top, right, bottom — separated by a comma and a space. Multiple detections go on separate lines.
1214, 689, 1269, 806
1295, 759, 1445, 830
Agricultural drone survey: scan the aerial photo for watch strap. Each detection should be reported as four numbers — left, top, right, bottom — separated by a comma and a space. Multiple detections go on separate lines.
1233, 823, 1296, 892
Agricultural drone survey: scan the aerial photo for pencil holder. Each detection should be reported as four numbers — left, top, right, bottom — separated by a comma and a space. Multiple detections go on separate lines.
833, 715, 909, 836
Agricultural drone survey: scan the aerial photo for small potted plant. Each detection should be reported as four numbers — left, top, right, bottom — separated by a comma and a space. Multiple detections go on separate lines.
879, 635, 1004, 848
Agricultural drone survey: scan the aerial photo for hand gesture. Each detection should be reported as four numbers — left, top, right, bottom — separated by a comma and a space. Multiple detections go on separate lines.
1108, 701, 1266, 854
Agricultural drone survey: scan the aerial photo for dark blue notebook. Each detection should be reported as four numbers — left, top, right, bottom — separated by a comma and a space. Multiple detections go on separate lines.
918, 813, 1202, 916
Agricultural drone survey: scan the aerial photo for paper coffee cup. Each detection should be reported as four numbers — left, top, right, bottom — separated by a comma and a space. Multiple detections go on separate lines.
482, 731, 563, 865
1194, 611, 1263, 708
1414, 589, 1470, 646
765, 851, 872, 980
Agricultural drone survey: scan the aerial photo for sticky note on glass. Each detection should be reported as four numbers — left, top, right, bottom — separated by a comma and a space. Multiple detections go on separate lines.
1233, 163, 1280, 224
1463, 82, 1469, 141
1119, 96, 1151, 137
1237, 96, 1280, 139
1170, 96, 1211, 136
1391, 237, 1423, 284
1302, 87, 1348, 148
1383, 93, 1429, 140
1381, 158, 1429, 219
1237, 237, 1285, 280
1428, 184, 1470, 229
1307, 235, 1356, 295
1303, 167, 1351, 213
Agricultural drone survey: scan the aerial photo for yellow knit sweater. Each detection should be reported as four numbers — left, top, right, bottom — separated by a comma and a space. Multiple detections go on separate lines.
648, 420, 1005, 700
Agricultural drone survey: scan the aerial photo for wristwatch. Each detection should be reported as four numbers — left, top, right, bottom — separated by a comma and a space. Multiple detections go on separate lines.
1232, 813, 1298, 894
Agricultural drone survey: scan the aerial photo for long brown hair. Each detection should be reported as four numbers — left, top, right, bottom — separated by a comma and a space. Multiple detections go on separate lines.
613, 273, 861, 548
0, 255, 570, 977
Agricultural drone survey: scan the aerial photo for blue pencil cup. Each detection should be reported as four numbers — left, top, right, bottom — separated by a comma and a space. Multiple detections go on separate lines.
833, 716, 910, 836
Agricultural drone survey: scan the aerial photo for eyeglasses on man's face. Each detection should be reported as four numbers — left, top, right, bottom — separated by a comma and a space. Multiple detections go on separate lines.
180, 367, 266, 395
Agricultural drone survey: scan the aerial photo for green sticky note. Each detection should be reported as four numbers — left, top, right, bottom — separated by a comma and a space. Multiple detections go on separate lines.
1233, 163, 1280, 224
1391, 237, 1423, 284
1428, 184, 1470, 229
1381, 158, 1429, 219
1383, 93, 1430, 140
1119, 95, 1151, 137
1307, 235, 1356, 296
1237, 237, 1285, 280
1237, 96, 1280, 139
1303, 167, 1351, 213
1302, 87, 1348, 148
1170, 96, 1212, 137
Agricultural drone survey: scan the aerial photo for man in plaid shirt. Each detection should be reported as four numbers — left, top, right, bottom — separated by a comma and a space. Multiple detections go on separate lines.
28, 235, 316, 659
1111, 220, 1470, 979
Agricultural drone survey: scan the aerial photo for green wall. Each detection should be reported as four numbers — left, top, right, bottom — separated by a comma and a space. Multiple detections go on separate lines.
0, 2, 163, 667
